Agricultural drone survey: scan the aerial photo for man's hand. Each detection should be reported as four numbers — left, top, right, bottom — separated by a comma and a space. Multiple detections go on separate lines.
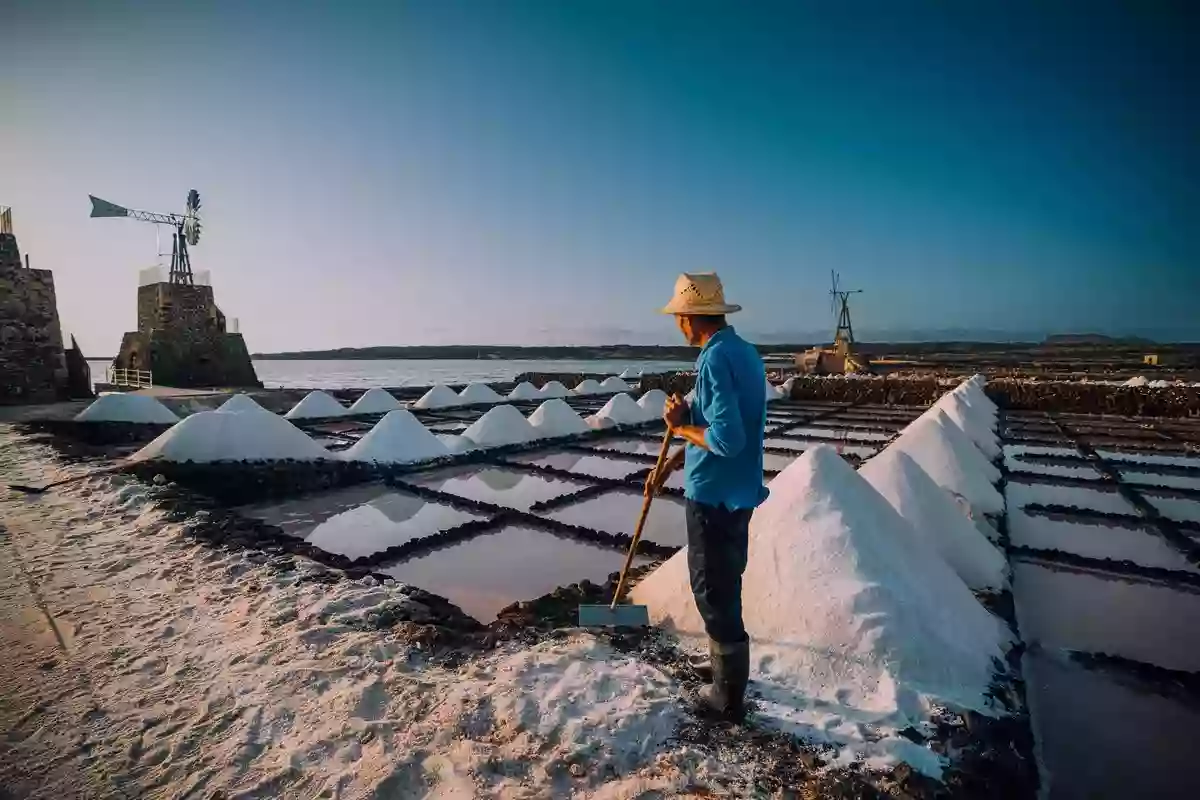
644, 448, 686, 497
663, 393, 689, 430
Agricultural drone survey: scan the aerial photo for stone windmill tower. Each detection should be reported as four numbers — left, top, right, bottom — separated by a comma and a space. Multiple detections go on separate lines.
89, 190, 261, 389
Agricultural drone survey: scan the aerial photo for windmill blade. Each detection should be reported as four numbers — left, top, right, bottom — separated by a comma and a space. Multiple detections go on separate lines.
89, 195, 130, 218
187, 189, 201, 212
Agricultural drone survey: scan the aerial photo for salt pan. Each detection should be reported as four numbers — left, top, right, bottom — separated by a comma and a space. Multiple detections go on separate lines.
527, 399, 590, 438
637, 389, 667, 419
462, 405, 536, 447
632, 446, 1007, 769
507, 381, 542, 400
538, 381, 571, 398
284, 391, 350, 420
458, 383, 504, 405
414, 385, 463, 409
217, 394, 273, 415
594, 393, 648, 426
892, 412, 1004, 516
573, 379, 604, 395
860, 448, 1007, 591
133, 410, 330, 462
599, 376, 632, 393
341, 410, 450, 464
75, 393, 180, 424
348, 387, 403, 414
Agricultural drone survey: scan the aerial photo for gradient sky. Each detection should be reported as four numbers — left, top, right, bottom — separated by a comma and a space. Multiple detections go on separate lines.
3, 0, 1197, 354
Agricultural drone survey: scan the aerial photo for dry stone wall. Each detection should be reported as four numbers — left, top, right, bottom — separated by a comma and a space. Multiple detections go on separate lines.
0, 233, 69, 404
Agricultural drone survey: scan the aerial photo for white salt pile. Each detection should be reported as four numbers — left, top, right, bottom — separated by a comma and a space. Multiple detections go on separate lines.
573, 379, 604, 395
594, 393, 647, 425
75, 393, 180, 424
599, 376, 633, 393
348, 387, 403, 415
1124, 375, 1148, 387
462, 404, 536, 447
765, 376, 786, 402
538, 380, 571, 398
935, 391, 1000, 460
527, 399, 590, 438
892, 412, 1004, 516
459, 383, 504, 405
439, 433, 476, 453
632, 446, 1007, 773
217, 393, 273, 414
507, 381, 542, 400
637, 389, 668, 419
413, 384, 463, 409
860, 448, 1008, 591
619, 367, 643, 379
133, 410, 330, 462
284, 390, 350, 420
341, 410, 450, 464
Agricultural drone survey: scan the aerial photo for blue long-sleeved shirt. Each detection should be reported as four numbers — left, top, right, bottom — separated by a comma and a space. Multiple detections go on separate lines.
683, 326, 769, 510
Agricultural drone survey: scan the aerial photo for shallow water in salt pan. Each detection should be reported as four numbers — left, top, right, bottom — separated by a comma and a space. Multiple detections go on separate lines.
379, 525, 650, 621
513, 452, 648, 480
1004, 482, 1136, 516
541, 490, 689, 548
406, 467, 587, 510
1143, 494, 1200, 524
1013, 562, 1200, 672
1008, 512, 1198, 573
1024, 650, 1200, 800
240, 484, 486, 559
1118, 471, 1200, 492
584, 437, 665, 456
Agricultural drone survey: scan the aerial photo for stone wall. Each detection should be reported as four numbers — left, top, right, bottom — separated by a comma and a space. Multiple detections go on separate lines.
0, 233, 70, 405
114, 281, 260, 388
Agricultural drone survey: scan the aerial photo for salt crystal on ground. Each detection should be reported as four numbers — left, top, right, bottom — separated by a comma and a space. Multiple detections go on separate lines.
284, 390, 350, 420
632, 445, 1008, 774
599, 376, 633, 393
595, 393, 647, 425
414, 384, 463, 409
538, 380, 571, 398
458, 383, 504, 404
341, 410, 450, 464
1124, 376, 1149, 387
765, 377, 786, 402
527, 399, 590, 437
133, 410, 330, 462
217, 394, 273, 414
637, 389, 668, 419
619, 367, 643, 379
507, 381, 542, 400
573, 379, 604, 395
75, 393, 180, 424
462, 405, 536, 447
860, 448, 1008, 591
892, 412, 1004, 516
348, 387, 403, 414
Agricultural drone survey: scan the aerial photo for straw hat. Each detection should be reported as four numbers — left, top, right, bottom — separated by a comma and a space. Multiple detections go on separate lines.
660, 272, 742, 315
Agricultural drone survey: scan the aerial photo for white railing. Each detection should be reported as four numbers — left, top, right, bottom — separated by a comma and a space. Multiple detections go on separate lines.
107, 367, 154, 389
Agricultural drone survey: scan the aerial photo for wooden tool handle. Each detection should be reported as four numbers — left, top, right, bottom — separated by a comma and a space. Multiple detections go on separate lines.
609, 427, 675, 610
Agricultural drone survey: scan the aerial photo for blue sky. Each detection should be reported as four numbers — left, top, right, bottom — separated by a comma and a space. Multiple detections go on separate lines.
3, 0, 1197, 353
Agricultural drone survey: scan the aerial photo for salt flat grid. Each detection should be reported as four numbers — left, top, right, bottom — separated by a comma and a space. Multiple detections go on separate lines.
251, 399, 914, 574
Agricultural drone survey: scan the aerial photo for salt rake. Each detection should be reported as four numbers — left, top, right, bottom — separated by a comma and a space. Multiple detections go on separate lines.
578, 427, 673, 628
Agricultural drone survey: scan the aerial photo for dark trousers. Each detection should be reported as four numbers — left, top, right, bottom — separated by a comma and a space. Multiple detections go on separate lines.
685, 500, 752, 647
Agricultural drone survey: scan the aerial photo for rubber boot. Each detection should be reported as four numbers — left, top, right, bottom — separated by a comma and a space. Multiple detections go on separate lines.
696, 639, 749, 721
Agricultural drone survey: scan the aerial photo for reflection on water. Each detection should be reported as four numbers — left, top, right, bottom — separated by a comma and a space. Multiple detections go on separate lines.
1005, 482, 1136, 516
1013, 562, 1200, 671
1025, 650, 1200, 800
380, 525, 650, 621
1007, 513, 1198, 574
407, 466, 587, 510
515, 452, 648, 480
586, 438, 665, 456
543, 489, 688, 548
240, 484, 486, 559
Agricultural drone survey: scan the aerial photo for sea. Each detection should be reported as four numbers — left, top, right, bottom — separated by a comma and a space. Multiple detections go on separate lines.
87, 358, 696, 390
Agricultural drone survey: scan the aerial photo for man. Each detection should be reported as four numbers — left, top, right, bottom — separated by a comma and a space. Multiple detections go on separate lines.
647, 272, 768, 721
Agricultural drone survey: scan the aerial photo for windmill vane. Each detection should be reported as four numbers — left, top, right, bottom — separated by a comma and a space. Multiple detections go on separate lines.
88, 189, 204, 285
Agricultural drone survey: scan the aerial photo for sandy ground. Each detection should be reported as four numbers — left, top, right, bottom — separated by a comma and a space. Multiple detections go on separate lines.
0, 429, 730, 799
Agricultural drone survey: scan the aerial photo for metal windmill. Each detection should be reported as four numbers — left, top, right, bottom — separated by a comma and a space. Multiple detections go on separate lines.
88, 189, 203, 285
829, 270, 862, 348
